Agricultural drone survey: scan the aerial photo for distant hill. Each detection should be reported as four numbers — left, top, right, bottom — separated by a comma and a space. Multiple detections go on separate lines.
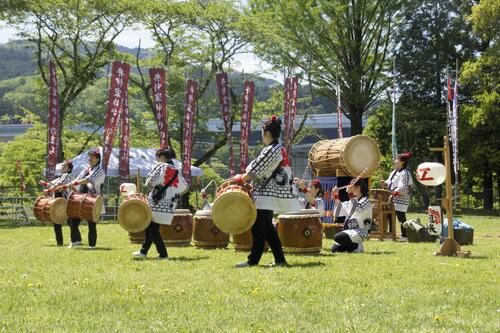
0, 40, 335, 123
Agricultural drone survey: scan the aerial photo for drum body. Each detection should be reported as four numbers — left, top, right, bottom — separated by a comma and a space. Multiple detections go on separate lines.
370, 189, 391, 203
231, 229, 269, 252
322, 223, 344, 239
128, 231, 145, 244
211, 179, 257, 235
193, 210, 229, 248
66, 192, 103, 222
117, 193, 152, 233
33, 196, 67, 224
277, 209, 322, 253
159, 209, 193, 246
308, 135, 380, 177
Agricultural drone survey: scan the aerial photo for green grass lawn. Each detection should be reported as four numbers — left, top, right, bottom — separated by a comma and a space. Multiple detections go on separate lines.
0, 214, 498, 332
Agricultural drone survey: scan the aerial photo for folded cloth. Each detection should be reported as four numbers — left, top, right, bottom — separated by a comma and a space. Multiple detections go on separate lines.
442, 218, 474, 237
403, 218, 424, 232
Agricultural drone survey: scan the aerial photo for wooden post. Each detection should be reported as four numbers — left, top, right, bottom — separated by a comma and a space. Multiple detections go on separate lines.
136, 168, 141, 193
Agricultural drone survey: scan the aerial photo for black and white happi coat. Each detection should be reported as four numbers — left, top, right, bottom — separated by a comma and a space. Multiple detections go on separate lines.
246, 141, 300, 213
384, 168, 413, 212
50, 173, 73, 199
145, 162, 187, 225
334, 196, 372, 244
74, 164, 106, 214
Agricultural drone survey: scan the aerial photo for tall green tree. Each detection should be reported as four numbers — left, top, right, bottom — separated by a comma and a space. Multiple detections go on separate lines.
4, 0, 137, 161
460, 0, 500, 209
245, 0, 400, 135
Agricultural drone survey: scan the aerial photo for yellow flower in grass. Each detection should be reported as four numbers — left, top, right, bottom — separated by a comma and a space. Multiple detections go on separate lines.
36, 282, 43, 289
250, 287, 260, 295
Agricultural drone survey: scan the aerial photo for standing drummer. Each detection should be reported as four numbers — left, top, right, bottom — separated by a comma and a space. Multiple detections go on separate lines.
42, 160, 73, 246
67, 148, 105, 249
132, 147, 187, 260
234, 115, 300, 268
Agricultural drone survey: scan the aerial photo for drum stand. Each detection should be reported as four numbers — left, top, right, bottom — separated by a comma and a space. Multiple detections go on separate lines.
431, 136, 470, 257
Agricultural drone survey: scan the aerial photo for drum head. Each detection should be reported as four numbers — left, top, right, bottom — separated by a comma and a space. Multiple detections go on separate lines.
194, 210, 212, 218
118, 198, 151, 233
50, 198, 68, 224
91, 195, 104, 223
211, 191, 256, 235
342, 135, 380, 177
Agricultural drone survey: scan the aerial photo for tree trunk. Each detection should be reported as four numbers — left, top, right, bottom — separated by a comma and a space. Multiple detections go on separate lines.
483, 167, 493, 210
497, 171, 500, 210
348, 107, 364, 135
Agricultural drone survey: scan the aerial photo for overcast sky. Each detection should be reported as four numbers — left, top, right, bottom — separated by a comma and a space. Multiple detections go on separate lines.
0, 22, 282, 81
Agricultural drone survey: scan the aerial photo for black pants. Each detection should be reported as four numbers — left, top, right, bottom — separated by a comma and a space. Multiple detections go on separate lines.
331, 231, 359, 252
388, 211, 408, 237
53, 223, 64, 246
248, 209, 286, 265
68, 218, 97, 246
140, 221, 168, 258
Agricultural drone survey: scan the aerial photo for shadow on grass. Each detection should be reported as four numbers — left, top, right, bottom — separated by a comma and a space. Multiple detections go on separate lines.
461, 255, 490, 260
164, 255, 210, 262
365, 251, 396, 255
264, 261, 326, 269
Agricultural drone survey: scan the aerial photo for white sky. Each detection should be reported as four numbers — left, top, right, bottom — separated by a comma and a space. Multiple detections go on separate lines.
0, 22, 282, 81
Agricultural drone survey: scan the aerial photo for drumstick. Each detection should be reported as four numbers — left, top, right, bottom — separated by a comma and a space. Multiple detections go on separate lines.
202, 179, 214, 193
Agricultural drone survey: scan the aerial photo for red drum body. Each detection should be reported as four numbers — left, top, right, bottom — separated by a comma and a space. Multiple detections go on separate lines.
66, 192, 103, 222
231, 229, 269, 252
193, 210, 229, 248
159, 209, 193, 246
277, 209, 322, 254
117, 193, 152, 233
33, 196, 67, 224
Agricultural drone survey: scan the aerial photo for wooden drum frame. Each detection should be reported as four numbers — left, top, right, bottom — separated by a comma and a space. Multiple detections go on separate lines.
193, 210, 229, 248
276, 209, 323, 254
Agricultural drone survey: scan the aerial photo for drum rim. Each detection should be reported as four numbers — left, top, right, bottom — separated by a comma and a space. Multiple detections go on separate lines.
49, 197, 68, 224
117, 197, 152, 233
212, 190, 257, 235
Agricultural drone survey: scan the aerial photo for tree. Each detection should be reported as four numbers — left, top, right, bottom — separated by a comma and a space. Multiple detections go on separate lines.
4, 0, 137, 161
245, 0, 400, 135
460, 0, 500, 209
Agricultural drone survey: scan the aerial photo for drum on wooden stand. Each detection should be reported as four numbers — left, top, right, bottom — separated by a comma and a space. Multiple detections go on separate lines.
66, 191, 103, 222
128, 231, 145, 244
33, 196, 67, 224
370, 189, 392, 203
211, 179, 257, 235
117, 193, 151, 233
308, 135, 381, 177
193, 210, 229, 248
276, 209, 322, 254
159, 209, 193, 246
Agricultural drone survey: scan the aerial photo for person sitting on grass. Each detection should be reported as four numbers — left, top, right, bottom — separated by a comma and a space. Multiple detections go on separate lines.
296, 178, 325, 216
331, 178, 372, 253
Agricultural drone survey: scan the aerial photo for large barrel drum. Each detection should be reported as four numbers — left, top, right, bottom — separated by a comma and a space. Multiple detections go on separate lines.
231, 229, 269, 252
308, 135, 381, 177
33, 196, 67, 224
276, 209, 322, 254
66, 192, 103, 223
159, 209, 193, 246
193, 210, 229, 248
117, 193, 151, 233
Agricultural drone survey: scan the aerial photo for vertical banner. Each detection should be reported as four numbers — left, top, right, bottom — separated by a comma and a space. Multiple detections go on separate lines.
239, 80, 255, 173
119, 91, 130, 182
451, 75, 459, 177
46, 60, 60, 180
391, 60, 398, 158
336, 79, 344, 139
215, 72, 234, 176
283, 77, 291, 150
182, 79, 198, 187
149, 68, 169, 148
288, 76, 299, 154
102, 61, 130, 172
16, 160, 26, 193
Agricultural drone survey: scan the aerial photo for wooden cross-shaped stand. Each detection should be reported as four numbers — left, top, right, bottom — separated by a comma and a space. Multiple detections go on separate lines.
430, 136, 470, 257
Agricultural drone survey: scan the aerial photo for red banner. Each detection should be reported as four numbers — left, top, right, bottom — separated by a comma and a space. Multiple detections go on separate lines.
182, 80, 198, 186
102, 61, 130, 172
283, 77, 291, 151
288, 76, 299, 153
239, 81, 255, 173
216, 72, 234, 177
119, 90, 130, 182
149, 68, 169, 148
46, 60, 60, 180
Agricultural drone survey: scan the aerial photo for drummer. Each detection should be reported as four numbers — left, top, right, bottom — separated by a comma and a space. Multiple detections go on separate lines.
132, 147, 187, 260
330, 178, 372, 253
233, 115, 300, 268
67, 148, 105, 249
42, 160, 73, 246
297, 178, 324, 215
379, 152, 413, 240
